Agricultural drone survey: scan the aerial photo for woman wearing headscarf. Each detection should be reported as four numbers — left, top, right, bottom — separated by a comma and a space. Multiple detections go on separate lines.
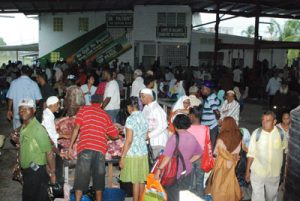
219, 90, 240, 125
168, 96, 191, 134
205, 116, 243, 201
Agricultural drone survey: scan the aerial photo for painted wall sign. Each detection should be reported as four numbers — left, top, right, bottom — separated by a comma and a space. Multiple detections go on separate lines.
106, 13, 133, 28
156, 26, 187, 38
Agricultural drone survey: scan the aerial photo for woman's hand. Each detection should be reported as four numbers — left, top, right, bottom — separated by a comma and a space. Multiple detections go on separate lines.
119, 157, 125, 169
154, 169, 160, 180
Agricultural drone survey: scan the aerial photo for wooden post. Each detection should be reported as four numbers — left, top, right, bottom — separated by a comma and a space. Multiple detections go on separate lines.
253, 6, 260, 69
213, 1, 220, 69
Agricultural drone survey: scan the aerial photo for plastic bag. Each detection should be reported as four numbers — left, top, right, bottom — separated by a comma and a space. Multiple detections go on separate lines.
201, 129, 215, 172
142, 174, 167, 201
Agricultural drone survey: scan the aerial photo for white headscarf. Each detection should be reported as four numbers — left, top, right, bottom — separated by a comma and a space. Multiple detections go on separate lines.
172, 96, 190, 112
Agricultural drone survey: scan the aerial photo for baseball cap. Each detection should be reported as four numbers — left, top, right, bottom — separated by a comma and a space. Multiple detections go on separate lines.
18, 98, 36, 108
202, 80, 214, 89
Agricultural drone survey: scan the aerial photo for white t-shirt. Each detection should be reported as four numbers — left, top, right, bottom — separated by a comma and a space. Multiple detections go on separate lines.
104, 80, 120, 110
42, 108, 59, 147
80, 84, 97, 105
130, 77, 145, 97
233, 69, 242, 83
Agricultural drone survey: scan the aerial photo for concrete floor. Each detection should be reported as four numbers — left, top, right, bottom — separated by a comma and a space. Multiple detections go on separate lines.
0, 100, 282, 201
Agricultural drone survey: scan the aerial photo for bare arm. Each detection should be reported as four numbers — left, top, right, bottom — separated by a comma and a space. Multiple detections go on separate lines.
213, 109, 220, 120
245, 157, 254, 183
46, 150, 56, 184
190, 155, 201, 163
154, 155, 172, 180
69, 124, 80, 149
101, 97, 111, 109
119, 128, 133, 169
7, 99, 13, 121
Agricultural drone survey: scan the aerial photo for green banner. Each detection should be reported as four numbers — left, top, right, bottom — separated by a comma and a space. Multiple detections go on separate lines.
39, 24, 132, 65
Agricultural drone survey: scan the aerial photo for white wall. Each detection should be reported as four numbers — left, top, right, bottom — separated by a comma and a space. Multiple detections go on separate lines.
190, 31, 287, 68
39, 11, 134, 64
133, 5, 192, 43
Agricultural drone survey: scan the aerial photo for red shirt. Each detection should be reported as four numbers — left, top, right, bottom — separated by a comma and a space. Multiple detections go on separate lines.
75, 103, 118, 154
96, 82, 107, 96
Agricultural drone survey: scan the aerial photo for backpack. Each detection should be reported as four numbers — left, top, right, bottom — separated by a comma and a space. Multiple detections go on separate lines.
255, 126, 285, 142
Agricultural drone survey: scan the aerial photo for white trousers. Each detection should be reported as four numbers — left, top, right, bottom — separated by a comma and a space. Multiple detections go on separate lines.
250, 172, 280, 201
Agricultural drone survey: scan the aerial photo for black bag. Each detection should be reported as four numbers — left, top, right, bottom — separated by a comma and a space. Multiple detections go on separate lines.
147, 143, 156, 170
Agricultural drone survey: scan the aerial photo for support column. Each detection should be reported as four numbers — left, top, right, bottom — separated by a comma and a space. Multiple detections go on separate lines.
253, 7, 260, 69
16, 50, 19, 61
213, 1, 220, 69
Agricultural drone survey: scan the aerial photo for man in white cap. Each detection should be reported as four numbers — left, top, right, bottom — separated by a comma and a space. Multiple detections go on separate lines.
17, 98, 55, 201
140, 88, 168, 157
219, 90, 240, 125
130, 69, 145, 97
42, 96, 67, 185
42, 96, 61, 148
188, 86, 202, 107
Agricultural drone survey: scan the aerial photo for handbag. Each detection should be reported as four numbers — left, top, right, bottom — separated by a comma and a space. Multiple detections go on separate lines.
10, 128, 23, 185
12, 151, 23, 185
201, 129, 215, 172
153, 132, 186, 187
142, 174, 167, 201
147, 143, 156, 169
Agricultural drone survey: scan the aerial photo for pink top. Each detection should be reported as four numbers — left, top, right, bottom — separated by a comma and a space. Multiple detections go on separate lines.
187, 125, 209, 150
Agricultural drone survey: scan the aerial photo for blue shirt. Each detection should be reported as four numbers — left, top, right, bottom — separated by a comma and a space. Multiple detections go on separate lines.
201, 93, 220, 129
6, 75, 42, 119
125, 111, 149, 156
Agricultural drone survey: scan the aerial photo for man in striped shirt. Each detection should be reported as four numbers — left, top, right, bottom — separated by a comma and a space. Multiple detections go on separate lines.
69, 94, 119, 201
201, 81, 221, 149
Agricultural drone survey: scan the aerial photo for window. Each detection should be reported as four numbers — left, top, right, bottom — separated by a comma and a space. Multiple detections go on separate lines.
53, 17, 63, 32
177, 13, 186, 26
157, 13, 166, 26
166, 13, 176, 26
50, 52, 60, 63
79, 17, 89, 32
160, 44, 187, 66
157, 12, 186, 27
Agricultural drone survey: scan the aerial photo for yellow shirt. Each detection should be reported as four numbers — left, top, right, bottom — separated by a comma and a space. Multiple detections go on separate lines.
247, 127, 287, 178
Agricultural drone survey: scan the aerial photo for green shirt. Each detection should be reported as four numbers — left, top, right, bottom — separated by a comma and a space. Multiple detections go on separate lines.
20, 117, 52, 168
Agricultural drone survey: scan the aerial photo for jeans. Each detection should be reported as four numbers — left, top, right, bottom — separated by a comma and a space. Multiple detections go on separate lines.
210, 126, 219, 150
105, 109, 120, 123
191, 160, 205, 198
165, 173, 193, 201
22, 165, 49, 201
74, 150, 106, 191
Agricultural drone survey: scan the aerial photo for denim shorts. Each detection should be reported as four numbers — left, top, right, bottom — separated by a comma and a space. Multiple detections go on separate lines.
74, 150, 106, 191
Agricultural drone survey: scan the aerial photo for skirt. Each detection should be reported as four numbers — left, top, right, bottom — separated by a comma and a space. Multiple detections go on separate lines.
120, 155, 149, 184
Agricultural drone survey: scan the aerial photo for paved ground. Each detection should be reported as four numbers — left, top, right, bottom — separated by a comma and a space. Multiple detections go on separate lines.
0, 101, 267, 201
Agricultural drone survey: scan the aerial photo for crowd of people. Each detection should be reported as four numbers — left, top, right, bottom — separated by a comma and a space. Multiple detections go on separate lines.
1, 57, 298, 201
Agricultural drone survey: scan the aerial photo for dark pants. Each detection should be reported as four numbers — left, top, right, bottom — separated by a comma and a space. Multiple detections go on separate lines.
165, 173, 193, 201
55, 153, 64, 184
191, 160, 205, 198
210, 126, 219, 150
22, 165, 49, 201
74, 150, 106, 192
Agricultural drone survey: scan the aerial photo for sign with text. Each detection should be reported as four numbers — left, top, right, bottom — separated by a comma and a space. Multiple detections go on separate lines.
157, 26, 187, 38
106, 13, 133, 28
